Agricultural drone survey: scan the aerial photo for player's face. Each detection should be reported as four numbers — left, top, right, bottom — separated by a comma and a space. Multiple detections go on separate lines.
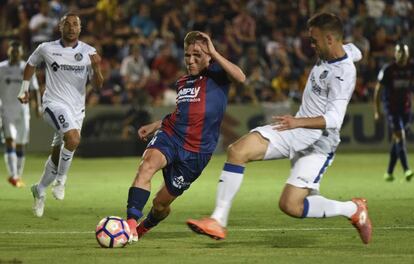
9, 46, 22, 62
309, 27, 330, 60
60, 15, 81, 42
395, 45, 409, 66
184, 41, 211, 76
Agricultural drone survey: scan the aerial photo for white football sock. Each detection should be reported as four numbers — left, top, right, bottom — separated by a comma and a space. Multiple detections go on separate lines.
304, 195, 357, 218
56, 147, 74, 184
4, 151, 17, 178
211, 163, 245, 227
38, 156, 58, 196
17, 156, 25, 177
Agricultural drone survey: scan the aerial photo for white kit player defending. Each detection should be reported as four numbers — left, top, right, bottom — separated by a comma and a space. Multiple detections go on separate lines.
187, 13, 372, 244
0, 41, 41, 187
19, 13, 103, 217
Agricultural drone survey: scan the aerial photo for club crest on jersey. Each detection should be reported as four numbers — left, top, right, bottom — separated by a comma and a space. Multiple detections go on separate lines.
74, 53, 83, 61
319, 70, 329, 80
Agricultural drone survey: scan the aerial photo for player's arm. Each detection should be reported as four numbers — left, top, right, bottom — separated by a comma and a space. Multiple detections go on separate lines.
89, 53, 104, 89
18, 64, 36, 104
137, 120, 162, 141
29, 73, 42, 117
373, 82, 383, 121
197, 32, 246, 83
374, 66, 387, 121
274, 69, 354, 131
272, 115, 326, 130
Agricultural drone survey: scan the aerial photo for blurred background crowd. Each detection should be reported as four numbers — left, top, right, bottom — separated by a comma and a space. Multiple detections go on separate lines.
0, 0, 412, 107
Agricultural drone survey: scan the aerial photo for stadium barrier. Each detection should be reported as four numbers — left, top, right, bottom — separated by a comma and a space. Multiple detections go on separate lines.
24, 103, 414, 156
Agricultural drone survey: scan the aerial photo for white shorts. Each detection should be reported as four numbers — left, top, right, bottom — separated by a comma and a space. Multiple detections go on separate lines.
42, 102, 84, 146
1, 108, 30, 144
251, 125, 334, 191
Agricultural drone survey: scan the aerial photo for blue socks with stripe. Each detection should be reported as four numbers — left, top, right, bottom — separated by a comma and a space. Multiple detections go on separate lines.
127, 187, 150, 221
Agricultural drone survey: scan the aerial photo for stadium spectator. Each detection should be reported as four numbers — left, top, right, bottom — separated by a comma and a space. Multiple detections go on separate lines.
130, 3, 157, 38
187, 13, 372, 245
29, 0, 59, 48
125, 31, 246, 243
120, 44, 150, 92
0, 40, 41, 188
232, 6, 256, 48
23, 13, 103, 217
374, 44, 414, 182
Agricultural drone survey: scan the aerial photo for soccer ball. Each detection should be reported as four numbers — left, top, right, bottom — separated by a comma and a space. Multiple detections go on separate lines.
95, 216, 131, 248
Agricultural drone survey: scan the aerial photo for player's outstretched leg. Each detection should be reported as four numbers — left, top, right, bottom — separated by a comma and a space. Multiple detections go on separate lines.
187, 132, 266, 240
282, 185, 372, 244
350, 198, 372, 244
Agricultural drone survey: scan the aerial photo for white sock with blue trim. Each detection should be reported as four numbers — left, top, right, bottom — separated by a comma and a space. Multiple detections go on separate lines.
38, 156, 58, 196
4, 150, 17, 178
211, 163, 245, 227
56, 147, 74, 184
303, 195, 357, 218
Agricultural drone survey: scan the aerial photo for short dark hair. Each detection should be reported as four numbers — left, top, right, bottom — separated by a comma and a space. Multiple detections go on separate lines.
60, 12, 80, 24
183, 31, 204, 49
307, 12, 343, 39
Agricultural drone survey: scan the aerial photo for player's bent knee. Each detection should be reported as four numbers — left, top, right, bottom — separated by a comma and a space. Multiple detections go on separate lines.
64, 132, 81, 149
227, 143, 249, 162
278, 199, 303, 218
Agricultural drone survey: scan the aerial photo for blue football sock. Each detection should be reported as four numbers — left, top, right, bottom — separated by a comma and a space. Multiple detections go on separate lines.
127, 187, 150, 221
387, 143, 398, 174
398, 140, 409, 171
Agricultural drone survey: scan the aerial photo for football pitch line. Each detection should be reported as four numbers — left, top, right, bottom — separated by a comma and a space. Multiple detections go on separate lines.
2, 226, 414, 235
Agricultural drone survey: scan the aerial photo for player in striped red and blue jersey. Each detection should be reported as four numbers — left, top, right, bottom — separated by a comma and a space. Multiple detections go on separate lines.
374, 44, 414, 182
126, 31, 246, 243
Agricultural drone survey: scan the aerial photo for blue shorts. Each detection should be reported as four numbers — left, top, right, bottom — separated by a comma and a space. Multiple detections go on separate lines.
146, 130, 212, 196
386, 112, 411, 132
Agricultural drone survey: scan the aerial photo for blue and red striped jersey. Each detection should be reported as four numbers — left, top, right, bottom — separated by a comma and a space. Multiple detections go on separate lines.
378, 62, 414, 114
161, 62, 231, 153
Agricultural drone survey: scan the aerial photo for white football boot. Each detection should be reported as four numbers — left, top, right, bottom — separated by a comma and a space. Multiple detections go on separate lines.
31, 184, 46, 217
51, 179, 65, 200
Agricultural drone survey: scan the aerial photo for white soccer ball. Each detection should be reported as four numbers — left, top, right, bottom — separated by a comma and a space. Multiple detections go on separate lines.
95, 216, 131, 248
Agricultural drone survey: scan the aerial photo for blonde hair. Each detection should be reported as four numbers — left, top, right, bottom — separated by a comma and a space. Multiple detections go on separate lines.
183, 31, 204, 49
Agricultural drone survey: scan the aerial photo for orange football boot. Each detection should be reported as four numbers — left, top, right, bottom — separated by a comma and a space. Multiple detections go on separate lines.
350, 198, 372, 244
186, 217, 226, 240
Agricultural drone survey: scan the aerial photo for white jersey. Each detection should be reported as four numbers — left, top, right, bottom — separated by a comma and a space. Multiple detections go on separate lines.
0, 60, 39, 119
296, 43, 361, 153
27, 39, 96, 117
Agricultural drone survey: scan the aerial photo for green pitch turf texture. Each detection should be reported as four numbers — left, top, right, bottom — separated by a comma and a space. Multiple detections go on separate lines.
1, 153, 413, 264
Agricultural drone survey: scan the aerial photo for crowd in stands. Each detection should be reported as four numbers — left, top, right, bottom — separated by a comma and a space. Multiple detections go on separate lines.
0, 0, 412, 107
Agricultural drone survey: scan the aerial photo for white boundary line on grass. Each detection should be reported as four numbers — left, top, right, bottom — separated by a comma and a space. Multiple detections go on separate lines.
2, 226, 414, 235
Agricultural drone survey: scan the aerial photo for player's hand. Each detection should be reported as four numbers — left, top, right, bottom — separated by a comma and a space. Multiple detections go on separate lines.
18, 92, 29, 104
272, 115, 299, 131
137, 123, 156, 141
374, 111, 382, 122
89, 53, 102, 71
197, 32, 217, 56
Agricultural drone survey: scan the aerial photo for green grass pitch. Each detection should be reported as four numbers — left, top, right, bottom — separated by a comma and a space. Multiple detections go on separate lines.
1, 153, 413, 263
